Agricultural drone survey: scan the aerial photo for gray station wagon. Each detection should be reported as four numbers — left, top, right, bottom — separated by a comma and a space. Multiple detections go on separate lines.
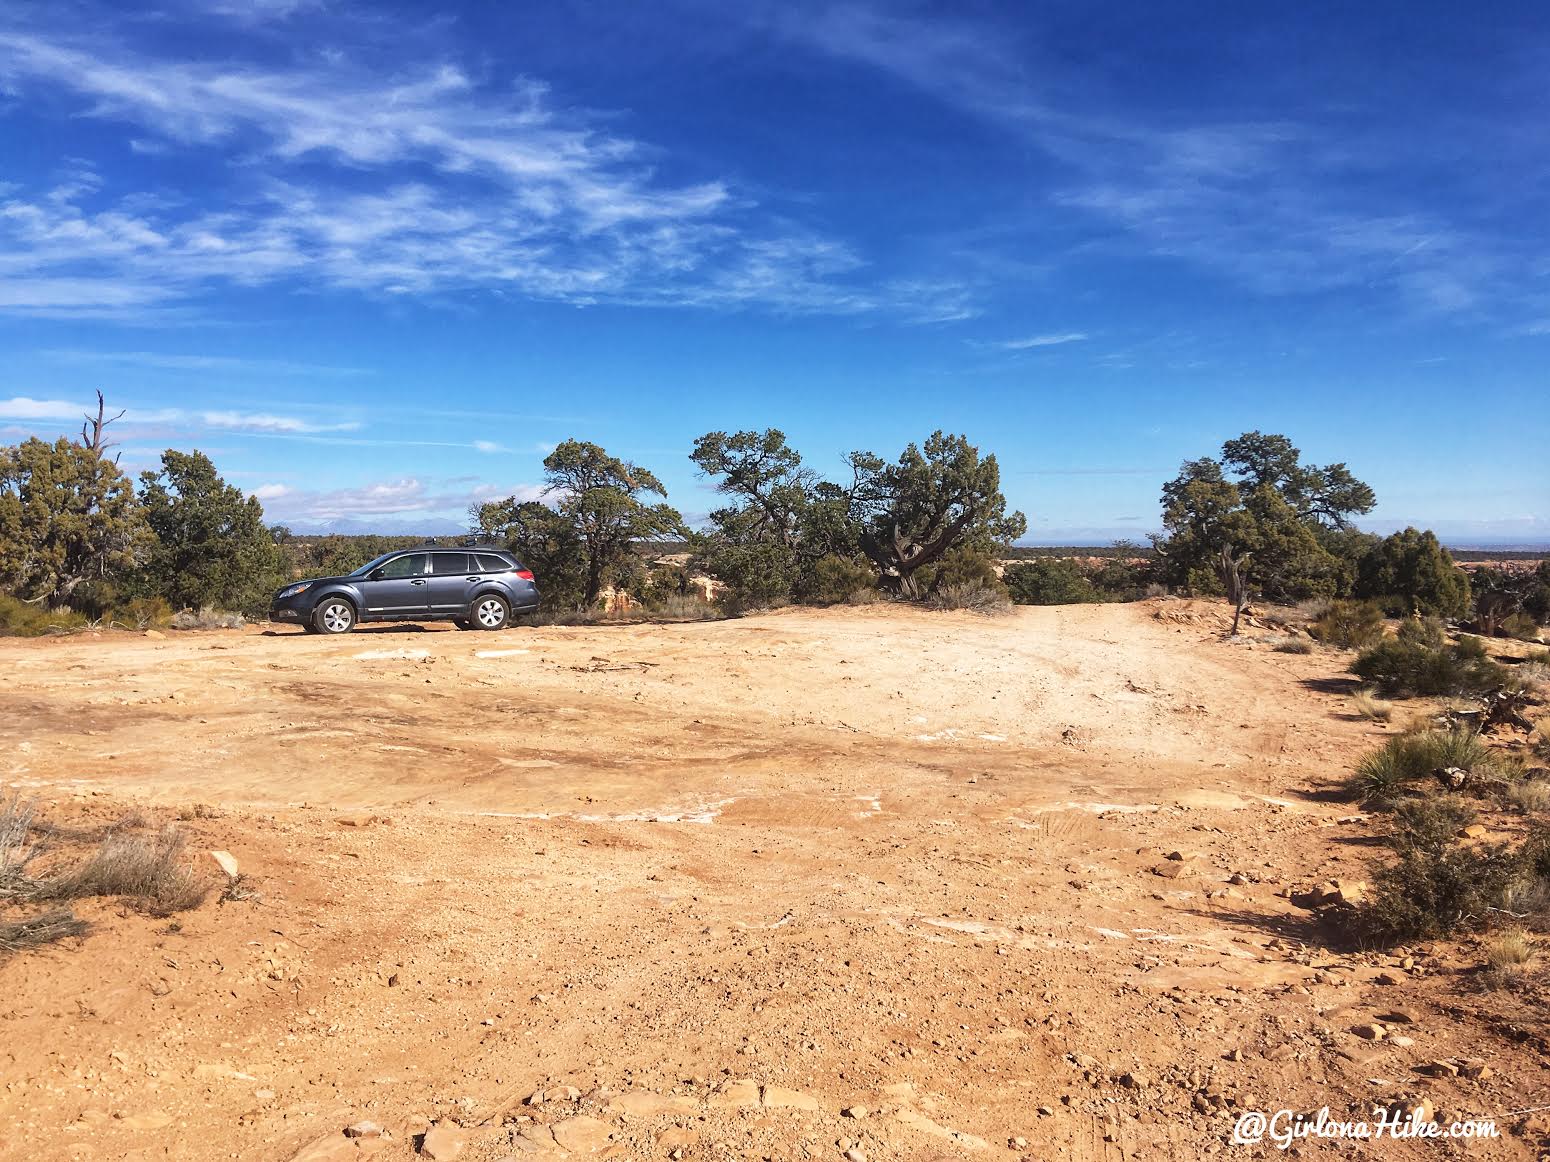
269, 547, 540, 634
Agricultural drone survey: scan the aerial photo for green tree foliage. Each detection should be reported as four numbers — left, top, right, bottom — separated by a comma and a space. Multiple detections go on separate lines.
1156, 432, 1375, 602
1353, 528, 1471, 618
848, 431, 1026, 597
0, 436, 149, 607
477, 441, 683, 609
137, 450, 284, 614
1005, 559, 1097, 605
688, 430, 825, 607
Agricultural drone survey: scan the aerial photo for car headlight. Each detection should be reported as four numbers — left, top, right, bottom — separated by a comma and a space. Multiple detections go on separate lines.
279, 582, 313, 599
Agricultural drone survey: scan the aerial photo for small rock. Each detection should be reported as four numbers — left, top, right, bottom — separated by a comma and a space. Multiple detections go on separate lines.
345, 1121, 383, 1139
1228, 873, 1248, 886
1460, 1061, 1493, 1080
144, 629, 165, 640
841, 1106, 868, 1119
1224, 1049, 1243, 1062
550, 1116, 612, 1153
1152, 862, 1190, 879
1459, 824, 1488, 839
708, 1079, 761, 1109
210, 850, 240, 878
844, 1150, 866, 1162
761, 1086, 820, 1111
1389, 1035, 1416, 1048
1417, 1061, 1459, 1078
1374, 971, 1404, 985
1351, 1024, 1387, 1041
1376, 1009, 1419, 1025
419, 1122, 467, 1160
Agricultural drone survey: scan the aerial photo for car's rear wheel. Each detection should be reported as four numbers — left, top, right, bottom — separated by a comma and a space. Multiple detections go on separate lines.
452, 618, 472, 630
313, 598, 356, 635
472, 594, 509, 631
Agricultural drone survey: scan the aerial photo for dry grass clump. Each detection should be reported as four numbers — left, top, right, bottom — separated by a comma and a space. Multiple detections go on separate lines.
1309, 600, 1386, 650
1483, 930, 1535, 979
47, 826, 208, 916
845, 586, 882, 606
1509, 780, 1550, 813
1353, 687, 1395, 723
928, 583, 1013, 615
171, 607, 245, 631
1270, 635, 1313, 654
645, 593, 719, 622
0, 908, 91, 955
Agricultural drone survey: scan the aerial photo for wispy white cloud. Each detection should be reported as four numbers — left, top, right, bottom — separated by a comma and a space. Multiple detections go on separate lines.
472, 440, 507, 454
199, 409, 358, 434
774, 2, 1522, 314
0, 394, 355, 435
41, 348, 370, 376
0, 23, 968, 322
257, 476, 545, 521
994, 332, 1087, 350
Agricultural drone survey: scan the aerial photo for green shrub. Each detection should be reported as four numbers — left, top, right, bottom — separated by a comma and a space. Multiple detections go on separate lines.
1354, 527, 1471, 618
1357, 841, 1525, 944
806, 554, 877, 605
1348, 728, 1494, 805
0, 594, 88, 637
1005, 559, 1097, 605
1309, 599, 1386, 650
110, 596, 173, 630
1387, 795, 1477, 852
1396, 616, 1446, 649
1352, 637, 1508, 697
1501, 611, 1544, 642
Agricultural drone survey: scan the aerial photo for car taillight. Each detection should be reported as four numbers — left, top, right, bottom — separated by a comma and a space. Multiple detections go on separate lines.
515, 569, 535, 581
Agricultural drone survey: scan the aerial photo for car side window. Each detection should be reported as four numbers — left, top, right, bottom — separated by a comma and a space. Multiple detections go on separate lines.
430, 553, 469, 575
374, 553, 427, 580
476, 554, 510, 573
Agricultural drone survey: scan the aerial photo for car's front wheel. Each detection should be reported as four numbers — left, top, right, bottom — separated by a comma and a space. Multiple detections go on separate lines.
313, 598, 356, 635
471, 594, 510, 631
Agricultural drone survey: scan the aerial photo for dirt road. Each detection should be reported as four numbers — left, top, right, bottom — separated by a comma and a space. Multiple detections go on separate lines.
1, 602, 1543, 1159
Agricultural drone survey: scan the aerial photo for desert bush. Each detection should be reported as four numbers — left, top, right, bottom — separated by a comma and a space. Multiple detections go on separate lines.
1387, 795, 1477, 852
1309, 600, 1386, 650
111, 595, 173, 630
1348, 728, 1494, 805
170, 607, 245, 631
0, 908, 90, 957
1352, 636, 1509, 697
845, 586, 881, 606
928, 582, 1013, 615
1508, 780, 1550, 813
806, 554, 878, 605
1357, 840, 1524, 944
1396, 616, 1446, 649
645, 593, 718, 621
1353, 687, 1394, 722
1483, 930, 1536, 979
0, 791, 41, 893
45, 826, 208, 916
1272, 636, 1314, 654
0, 594, 89, 637
1501, 612, 1544, 642
1005, 559, 1097, 605
1354, 527, 1471, 618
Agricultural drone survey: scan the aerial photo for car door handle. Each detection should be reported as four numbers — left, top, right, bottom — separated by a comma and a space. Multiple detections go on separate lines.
410, 579, 427, 586
466, 575, 482, 581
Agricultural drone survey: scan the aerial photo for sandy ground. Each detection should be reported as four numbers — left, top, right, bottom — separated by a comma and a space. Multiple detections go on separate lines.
1, 600, 1545, 1161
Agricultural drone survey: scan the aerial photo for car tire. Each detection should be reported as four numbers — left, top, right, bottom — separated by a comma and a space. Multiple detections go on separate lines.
302, 622, 321, 635
471, 594, 510, 631
452, 618, 472, 630
313, 598, 356, 635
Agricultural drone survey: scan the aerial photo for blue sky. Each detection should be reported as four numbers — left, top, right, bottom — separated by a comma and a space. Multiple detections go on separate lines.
1, 0, 1546, 544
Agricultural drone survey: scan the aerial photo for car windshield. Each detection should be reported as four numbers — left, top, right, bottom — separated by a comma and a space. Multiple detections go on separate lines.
347, 552, 402, 578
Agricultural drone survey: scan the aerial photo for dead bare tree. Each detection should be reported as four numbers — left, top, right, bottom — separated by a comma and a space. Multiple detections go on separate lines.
79, 391, 125, 461
1217, 543, 1251, 636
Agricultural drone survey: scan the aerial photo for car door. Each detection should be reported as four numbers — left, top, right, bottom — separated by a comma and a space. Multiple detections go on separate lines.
358, 553, 431, 617
424, 552, 476, 616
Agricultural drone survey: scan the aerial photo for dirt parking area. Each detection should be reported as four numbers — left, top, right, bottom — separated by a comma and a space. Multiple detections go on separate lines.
1, 601, 1545, 1160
